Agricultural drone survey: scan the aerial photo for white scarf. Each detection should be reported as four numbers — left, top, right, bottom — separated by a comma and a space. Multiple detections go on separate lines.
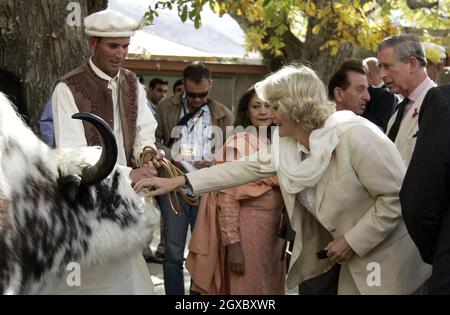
271, 110, 384, 194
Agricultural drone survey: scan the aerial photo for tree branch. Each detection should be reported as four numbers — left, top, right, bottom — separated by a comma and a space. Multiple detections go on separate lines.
230, 12, 304, 55
403, 26, 450, 37
406, 0, 438, 9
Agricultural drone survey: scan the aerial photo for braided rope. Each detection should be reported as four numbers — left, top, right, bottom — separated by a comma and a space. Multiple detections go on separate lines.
140, 147, 199, 215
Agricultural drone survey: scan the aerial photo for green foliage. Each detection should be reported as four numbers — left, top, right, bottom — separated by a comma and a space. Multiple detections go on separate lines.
145, 0, 449, 58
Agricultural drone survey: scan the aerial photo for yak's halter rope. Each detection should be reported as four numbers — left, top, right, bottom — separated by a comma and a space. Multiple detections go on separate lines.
140, 147, 199, 215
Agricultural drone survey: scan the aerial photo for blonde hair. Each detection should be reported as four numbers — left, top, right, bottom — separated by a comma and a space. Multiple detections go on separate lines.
255, 64, 336, 132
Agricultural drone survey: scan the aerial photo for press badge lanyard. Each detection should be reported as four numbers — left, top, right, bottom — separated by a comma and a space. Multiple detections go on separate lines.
181, 95, 207, 135
189, 110, 205, 133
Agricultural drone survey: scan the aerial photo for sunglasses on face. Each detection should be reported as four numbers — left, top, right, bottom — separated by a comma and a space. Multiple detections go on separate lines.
185, 90, 209, 99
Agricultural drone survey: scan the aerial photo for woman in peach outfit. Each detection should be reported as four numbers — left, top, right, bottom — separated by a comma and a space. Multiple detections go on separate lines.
186, 88, 286, 295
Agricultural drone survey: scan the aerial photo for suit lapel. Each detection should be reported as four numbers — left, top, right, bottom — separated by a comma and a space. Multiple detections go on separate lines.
208, 101, 226, 124
167, 99, 182, 132
315, 155, 335, 213
282, 189, 296, 219
386, 112, 395, 134
395, 108, 416, 148
395, 80, 436, 149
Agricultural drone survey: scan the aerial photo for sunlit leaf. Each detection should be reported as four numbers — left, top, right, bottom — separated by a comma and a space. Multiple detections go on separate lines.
181, 5, 188, 22
312, 24, 321, 35
362, 2, 376, 13
194, 15, 202, 28
331, 45, 340, 56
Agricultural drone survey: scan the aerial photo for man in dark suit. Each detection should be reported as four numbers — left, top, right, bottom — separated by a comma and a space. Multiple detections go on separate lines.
400, 84, 450, 294
362, 57, 397, 132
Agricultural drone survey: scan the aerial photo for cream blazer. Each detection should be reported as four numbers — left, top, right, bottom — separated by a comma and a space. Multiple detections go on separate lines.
187, 125, 431, 294
386, 79, 436, 166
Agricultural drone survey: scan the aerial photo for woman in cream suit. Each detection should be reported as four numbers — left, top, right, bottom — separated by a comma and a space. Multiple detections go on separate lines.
135, 65, 431, 294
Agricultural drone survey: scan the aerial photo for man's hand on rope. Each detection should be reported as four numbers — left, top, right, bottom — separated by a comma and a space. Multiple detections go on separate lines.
150, 149, 165, 169
130, 164, 157, 185
137, 146, 199, 215
129, 148, 165, 185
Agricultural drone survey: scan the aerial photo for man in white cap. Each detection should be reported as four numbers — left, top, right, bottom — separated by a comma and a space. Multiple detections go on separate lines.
49, 9, 160, 295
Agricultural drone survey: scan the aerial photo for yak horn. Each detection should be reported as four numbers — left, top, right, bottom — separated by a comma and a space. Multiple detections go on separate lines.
72, 113, 118, 185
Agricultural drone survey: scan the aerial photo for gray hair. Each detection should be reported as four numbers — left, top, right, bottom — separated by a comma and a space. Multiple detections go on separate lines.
378, 34, 427, 67
363, 57, 379, 75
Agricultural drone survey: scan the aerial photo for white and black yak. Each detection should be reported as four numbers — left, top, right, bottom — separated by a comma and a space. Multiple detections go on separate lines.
0, 92, 158, 294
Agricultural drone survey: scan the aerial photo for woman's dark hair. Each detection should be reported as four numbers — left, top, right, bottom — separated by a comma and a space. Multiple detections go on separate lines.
234, 87, 257, 128
234, 87, 274, 141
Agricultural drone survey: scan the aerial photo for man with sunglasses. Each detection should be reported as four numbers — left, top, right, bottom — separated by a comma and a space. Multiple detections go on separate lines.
155, 61, 234, 295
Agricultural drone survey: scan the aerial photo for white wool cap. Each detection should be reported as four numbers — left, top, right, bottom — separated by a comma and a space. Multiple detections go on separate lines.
84, 9, 144, 38
421, 42, 447, 64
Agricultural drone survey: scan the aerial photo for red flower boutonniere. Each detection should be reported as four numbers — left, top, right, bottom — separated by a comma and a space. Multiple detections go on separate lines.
412, 108, 419, 118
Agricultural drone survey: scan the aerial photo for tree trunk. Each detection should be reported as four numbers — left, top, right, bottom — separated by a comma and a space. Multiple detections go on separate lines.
87, 0, 108, 14
0, 0, 107, 132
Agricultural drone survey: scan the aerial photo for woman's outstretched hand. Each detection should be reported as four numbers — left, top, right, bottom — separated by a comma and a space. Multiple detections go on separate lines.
133, 176, 186, 197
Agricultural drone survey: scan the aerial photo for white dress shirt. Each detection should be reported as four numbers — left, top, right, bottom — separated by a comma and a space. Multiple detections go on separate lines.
146, 97, 157, 116
402, 77, 435, 120
180, 103, 213, 162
